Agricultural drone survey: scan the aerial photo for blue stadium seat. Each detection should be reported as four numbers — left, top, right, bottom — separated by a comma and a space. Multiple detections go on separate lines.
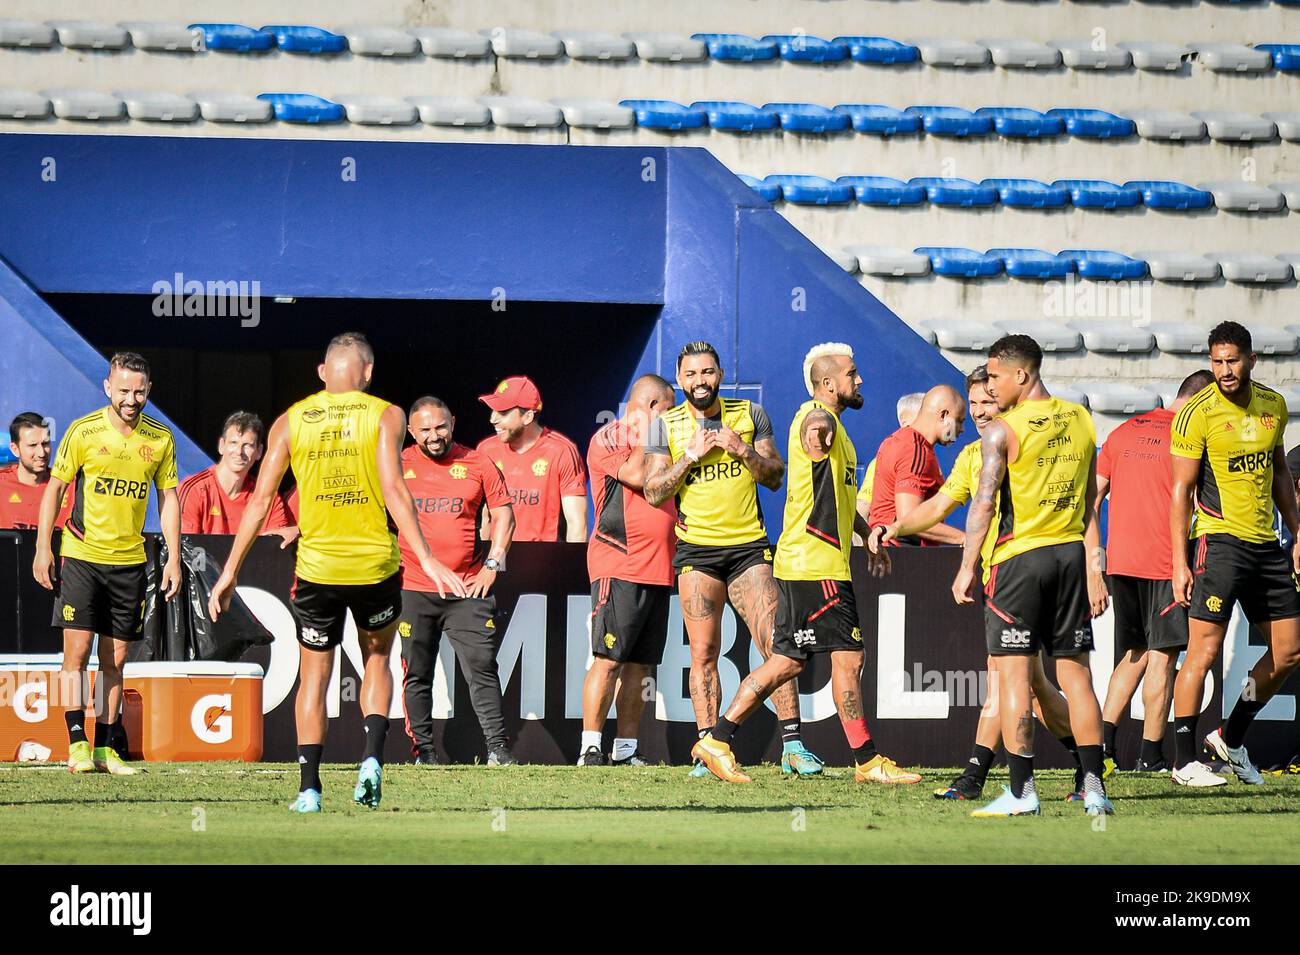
762, 175, 855, 204
762, 103, 851, 132
832, 36, 920, 64
690, 33, 778, 61
1045, 108, 1136, 139
836, 176, 928, 205
982, 178, 1071, 208
188, 23, 274, 52
909, 177, 999, 206
916, 247, 1004, 278
1056, 250, 1148, 280
833, 105, 922, 135
691, 101, 778, 131
1124, 180, 1215, 210
904, 106, 993, 136
974, 107, 1064, 138
761, 35, 849, 62
1053, 179, 1143, 209
259, 25, 347, 53
256, 93, 346, 123
737, 174, 782, 202
618, 100, 707, 129
987, 248, 1075, 278
1254, 44, 1300, 71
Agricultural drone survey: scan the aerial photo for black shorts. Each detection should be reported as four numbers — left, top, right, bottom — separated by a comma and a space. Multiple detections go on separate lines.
1111, 575, 1188, 653
771, 578, 863, 661
52, 556, 146, 640
398, 589, 497, 643
291, 571, 403, 650
590, 578, 671, 665
1190, 533, 1300, 624
984, 542, 1095, 657
672, 539, 772, 585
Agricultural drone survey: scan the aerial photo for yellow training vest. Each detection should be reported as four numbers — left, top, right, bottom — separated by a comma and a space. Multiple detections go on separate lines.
774, 400, 858, 581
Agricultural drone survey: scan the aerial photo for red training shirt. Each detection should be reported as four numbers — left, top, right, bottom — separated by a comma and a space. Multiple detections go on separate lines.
0, 465, 73, 529
179, 465, 294, 534
587, 420, 676, 586
475, 427, 587, 542
1097, 407, 1175, 580
868, 425, 943, 543
398, 442, 512, 589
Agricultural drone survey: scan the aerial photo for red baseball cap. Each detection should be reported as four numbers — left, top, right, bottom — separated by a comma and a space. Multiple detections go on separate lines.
478, 375, 543, 412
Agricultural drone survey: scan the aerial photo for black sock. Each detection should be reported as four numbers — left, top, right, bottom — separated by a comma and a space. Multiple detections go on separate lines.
362, 714, 388, 764
711, 716, 739, 745
697, 726, 713, 741
1102, 721, 1117, 758
853, 738, 879, 763
967, 744, 996, 782
64, 710, 87, 745
1058, 734, 1081, 768
1173, 715, 1198, 769
93, 720, 113, 749
1078, 744, 1105, 794
110, 722, 129, 759
1007, 752, 1035, 799
1140, 737, 1164, 766
1223, 698, 1265, 749
298, 744, 323, 793
780, 719, 802, 743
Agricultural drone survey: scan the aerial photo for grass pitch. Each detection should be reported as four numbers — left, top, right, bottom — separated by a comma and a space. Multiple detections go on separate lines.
3, 762, 1297, 864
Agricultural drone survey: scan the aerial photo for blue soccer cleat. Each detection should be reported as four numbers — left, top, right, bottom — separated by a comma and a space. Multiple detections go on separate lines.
970, 785, 1040, 818
689, 761, 713, 778
780, 740, 825, 777
353, 757, 383, 808
290, 789, 322, 813
1084, 790, 1115, 816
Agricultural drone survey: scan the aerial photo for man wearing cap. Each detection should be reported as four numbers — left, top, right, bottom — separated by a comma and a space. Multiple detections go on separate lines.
476, 376, 588, 543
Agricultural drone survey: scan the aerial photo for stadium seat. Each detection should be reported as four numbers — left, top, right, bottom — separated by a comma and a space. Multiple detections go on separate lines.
1273, 384, 1300, 416
623, 32, 707, 62
906, 321, 939, 346
825, 248, 860, 272
1067, 321, 1157, 354
256, 93, 345, 123
1045, 109, 1135, 139
407, 96, 491, 126
833, 36, 920, 64
1149, 322, 1211, 354
833, 105, 922, 135
1116, 42, 1191, 72
846, 245, 932, 276
1212, 253, 1293, 284
0, 20, 56, 47
979, 38, 1061, 69
120, 22, 202, 52
48, 21, 128, 50
1148, 380, 1186, 409
1242, 326, 1300, 353
982, 178, 1071, 208
554, 31, 636, 60
762, 175, 854, 204
904, 106, 993, 136
1192, 111, 1277, 142
1263, 112, 1300, 141
690, 33, 778, 61
975, 107, 1064, 138
987, 248, 1075, 278
1255, 43, 1300, 72
837, 176, 927, 205
42, 90, 125, 121
260, 25, 347, 53
1199, 181, 1286, 212
1279, 253, 1300, 272
552, 98, 635, 129
477, 96, 564, 128
762, 103, 851, 133
916, 247, 1004, 277
1193, 43, 1273, 72
1053, 179, 1142, 209
483, 28, 564, 59
408, 28, 491, 58
993, 320, 1083, 351
1052, 385, 1090, 410
1123, 180, 1215, 210
0, 90, 51, 119
762, 35, 849, 63
190, 91, 273, 123
1135, 251, 1221, 282
1052, 40, 1131, 71
338, 27, 420, 57
738, 174, 782, 202
1075, 382, 1160, 414
1125, 109, 1207, 141
334, 94, 418, 125
909, 38, 990, 67
1056, 250, 1148, 280
909, 178, 999, 206
1273, 182, 1300, 209
188, 23, 274, 52
618, 100, 706, 129
117, 91, 199, 122
918, 318, 1002, 350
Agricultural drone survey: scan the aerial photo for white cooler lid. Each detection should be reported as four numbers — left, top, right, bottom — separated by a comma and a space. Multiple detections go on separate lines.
123, 662, 264, 678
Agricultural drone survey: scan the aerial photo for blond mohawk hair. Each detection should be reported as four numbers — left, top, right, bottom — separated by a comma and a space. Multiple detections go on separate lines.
803, 342, 854, 397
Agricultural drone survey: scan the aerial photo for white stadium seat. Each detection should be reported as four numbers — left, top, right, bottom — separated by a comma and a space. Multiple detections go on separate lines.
1212, 253, 1293, 285
1193, 43, 1273, 73
1117, 42, 1191, 72
1066, 321, 1156, 354
551, 98, 635, 129
190, 91, 273, 123
477, 96, 563, 128
1192, 111, 1277, 143
979, 38, 1060, 69
919, 318, 1001, 351
844, 245, 931, 277
1125, 110, 1206, 141
1243, 327, 1300, 354
1051, 40, 1131, 71
1051, 384, 1090, 409
622, 32, 707, 62
0, 19, 55, 47
909, 38, 990, 67
48, 20, 128, 50
119, 22, 201, 52
1135, 251, 1221, 283
43, 89, 125, 121
407, 96, 492, 126
1263, 112, 1300, 143
482, 28, 564, 59
1199, 182, 1286, 213
1272, 183, 1300, 210
0, 90, 51, 119
1075, 381, 1160, 414
992, 320, 1083, 353
1148, 322, 1210, 354
824, 248, 859, 273
554, 30, 635, 60
117, 91, 199, 122
334, 94, 419, 125
408, 27, 491, 58
339, 27, 420, 57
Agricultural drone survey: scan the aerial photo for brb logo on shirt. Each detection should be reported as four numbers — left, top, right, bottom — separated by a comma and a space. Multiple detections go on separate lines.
92, 477, 148, 499
1227, 452, 1270, 473
686, 460, 746, 484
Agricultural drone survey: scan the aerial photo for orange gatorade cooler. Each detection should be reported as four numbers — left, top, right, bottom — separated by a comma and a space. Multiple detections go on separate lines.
123, 662, 264, 762
0, 656, 98, 762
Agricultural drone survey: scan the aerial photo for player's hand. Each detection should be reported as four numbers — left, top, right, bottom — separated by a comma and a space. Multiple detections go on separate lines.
865, 547, 891, 578
161, 557, 183, 601
1172, 562, 1193, 608
952, 566, 976, 605
1087, 570, 1110, 618
32, 545, 55, 590
466, 565, 496, 599
208, 572, 236, 621
261, 525, 301, 549
867, 524, 899, 555
419, 554, 468, 599
714, 426, 746, 458
1292, 538, 1300, 576
686, 427, 717, 460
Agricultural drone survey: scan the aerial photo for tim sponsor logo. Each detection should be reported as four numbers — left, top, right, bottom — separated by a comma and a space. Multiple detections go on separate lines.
49, 885, 151, 935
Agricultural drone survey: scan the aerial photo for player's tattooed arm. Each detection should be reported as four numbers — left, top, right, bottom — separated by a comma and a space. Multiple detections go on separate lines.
800, 409, 837, 460
644, 451, 695, 508
953, 422, 1007, 604
740, 436, 785, 491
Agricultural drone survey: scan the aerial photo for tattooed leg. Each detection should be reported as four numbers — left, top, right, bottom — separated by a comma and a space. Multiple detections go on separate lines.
730, 564, 801, 721
997, 654, 1035, 757
721, 657, 805, 727
681, 570, 727, 731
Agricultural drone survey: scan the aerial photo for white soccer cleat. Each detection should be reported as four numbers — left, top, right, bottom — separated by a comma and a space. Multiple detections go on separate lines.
1204, 728, 1264, 786
1171, 760, 1228, 788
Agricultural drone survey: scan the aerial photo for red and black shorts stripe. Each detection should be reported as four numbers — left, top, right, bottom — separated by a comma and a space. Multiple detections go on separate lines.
771, 577, 862, 661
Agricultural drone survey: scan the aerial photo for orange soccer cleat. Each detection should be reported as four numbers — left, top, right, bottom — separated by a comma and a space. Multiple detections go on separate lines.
690, 734, 752, 784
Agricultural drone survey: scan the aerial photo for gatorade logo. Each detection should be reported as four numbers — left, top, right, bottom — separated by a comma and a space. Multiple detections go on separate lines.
191, 694, 233, 744
14, 681, 47, 723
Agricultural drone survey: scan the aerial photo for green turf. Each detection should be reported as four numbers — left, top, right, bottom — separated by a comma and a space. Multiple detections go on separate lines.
3, 762, 1297, 864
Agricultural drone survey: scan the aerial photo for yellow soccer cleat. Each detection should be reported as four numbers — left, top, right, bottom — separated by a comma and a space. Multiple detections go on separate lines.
93, 746, 137, 776
854, 754, 922, 785
67, 740, 95, 774
690, 735, 752, 784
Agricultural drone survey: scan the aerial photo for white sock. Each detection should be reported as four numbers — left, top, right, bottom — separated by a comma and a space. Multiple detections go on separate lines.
612, 737, 637, 761
580, 730, 602, 753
